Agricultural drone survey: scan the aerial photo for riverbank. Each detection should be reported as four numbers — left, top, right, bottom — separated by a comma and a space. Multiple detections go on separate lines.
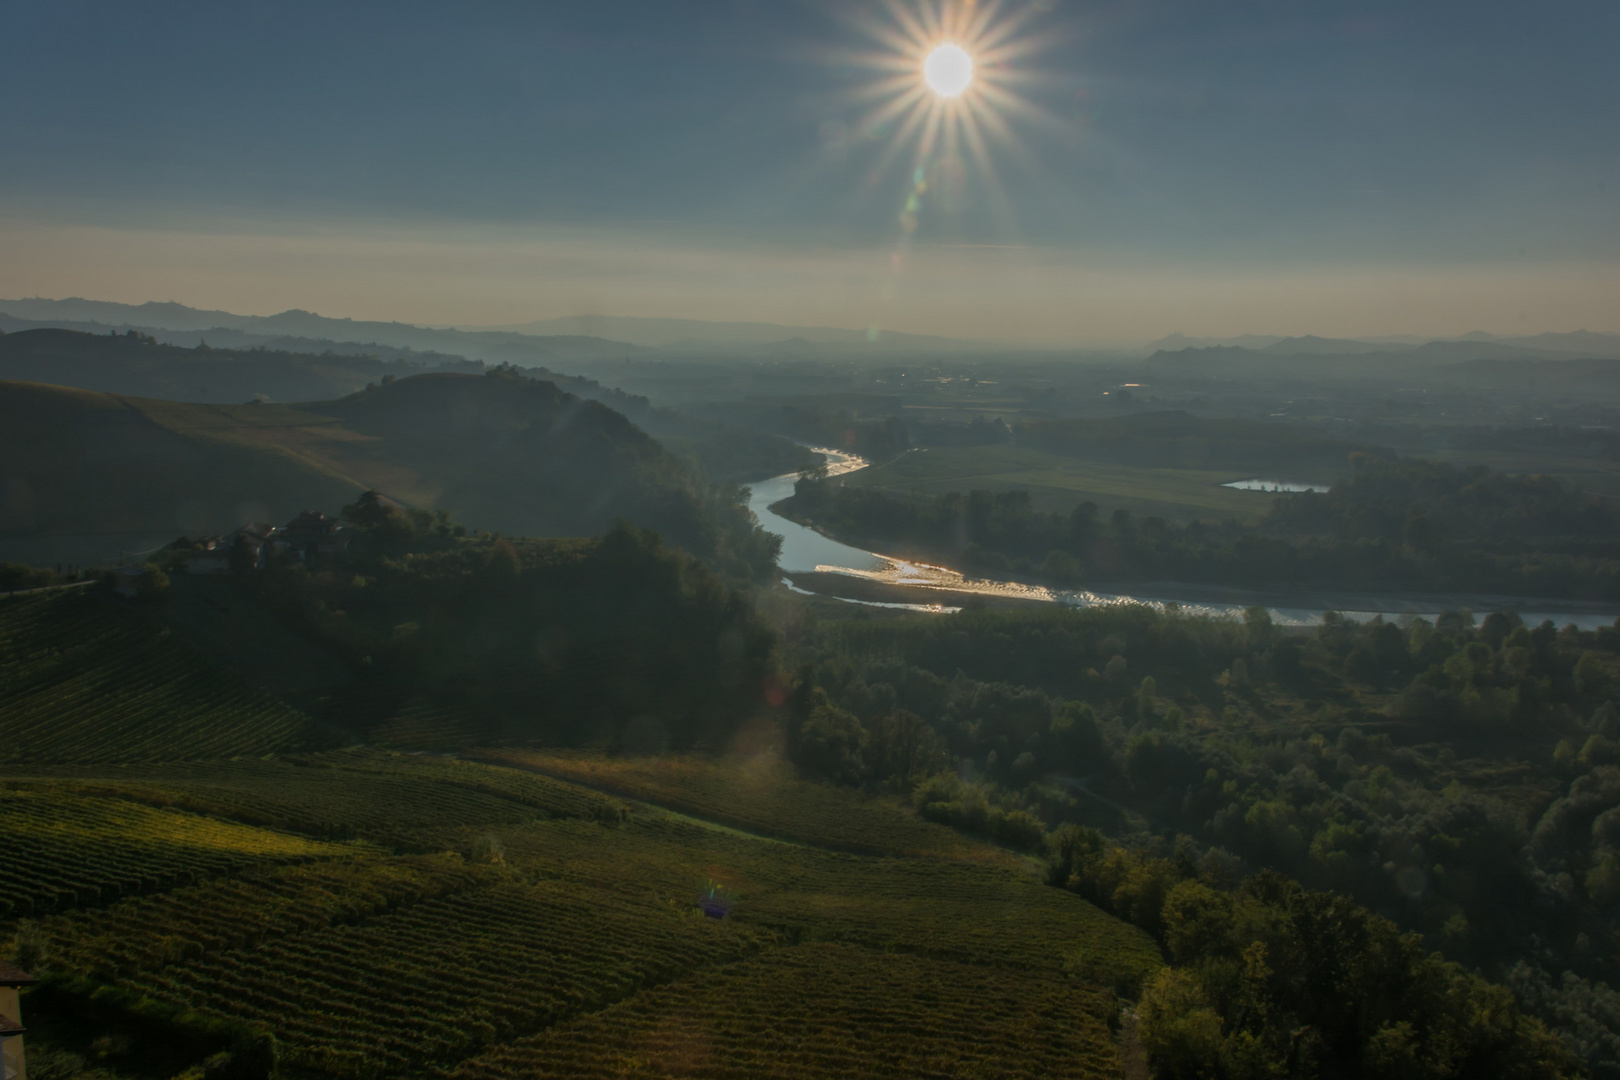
746, 451, 1620, 629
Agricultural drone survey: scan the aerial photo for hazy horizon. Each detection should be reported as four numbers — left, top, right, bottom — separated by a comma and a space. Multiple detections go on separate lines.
4, 0, 1616, 344
4, 279, 1619, 351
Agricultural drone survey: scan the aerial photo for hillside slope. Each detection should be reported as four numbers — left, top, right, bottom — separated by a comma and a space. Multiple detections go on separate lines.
0, 380, 361, 544
0, 746, 1157, 1079
0, 369, 781, 574
0, 326, 814, 486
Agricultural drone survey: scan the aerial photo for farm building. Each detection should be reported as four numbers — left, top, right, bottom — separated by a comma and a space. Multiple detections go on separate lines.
178, 523, 277, 574
0, 961, 35, 1080
272, 511, 348, 560
180, 537, 231, 575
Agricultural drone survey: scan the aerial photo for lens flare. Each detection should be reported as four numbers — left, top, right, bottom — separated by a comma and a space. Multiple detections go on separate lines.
830, 0, 1065, 242
924, 43, 973, 98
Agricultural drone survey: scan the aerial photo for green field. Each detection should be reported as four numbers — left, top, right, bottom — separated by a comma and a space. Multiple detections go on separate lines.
6, 744, 1158, 1078
846, 444, 1272, 522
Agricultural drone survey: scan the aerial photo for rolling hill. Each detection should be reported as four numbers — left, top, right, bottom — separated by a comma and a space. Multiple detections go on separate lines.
0, 326, 814, 486
0, 380, 360, 545
0, 367, 780, 574
0, 326, 480, 404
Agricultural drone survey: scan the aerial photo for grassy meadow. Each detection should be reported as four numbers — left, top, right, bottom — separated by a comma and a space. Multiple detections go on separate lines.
844, 444, 1270, 522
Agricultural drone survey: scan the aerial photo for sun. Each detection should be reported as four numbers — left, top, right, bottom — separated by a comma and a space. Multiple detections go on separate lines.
923, 43, 973, 98
832, 0, 1061, 240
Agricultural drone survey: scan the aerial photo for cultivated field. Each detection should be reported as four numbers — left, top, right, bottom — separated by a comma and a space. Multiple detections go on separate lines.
0, 786, 353, 918
0, 592, 313, 764
845, 444, 1270, 522
480, 748, 997, 860
452, 941, 1125, 1080
6, 751, 1159, 1078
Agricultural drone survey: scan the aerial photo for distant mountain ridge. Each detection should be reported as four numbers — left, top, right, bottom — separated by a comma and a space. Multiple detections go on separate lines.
1142, 329, 1620, 357
0, 297, 645, 369
0, 297, 976, 358
467, 313, 971, 349
7, 297, 1616, 357
1145, 336, 1620, 374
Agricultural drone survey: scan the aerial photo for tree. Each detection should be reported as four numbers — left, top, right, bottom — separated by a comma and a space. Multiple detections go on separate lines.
865, 710, 942, 785
1575, 652, 1609, 697
1138, 968, 1226, 1080
793, 690, 868, 785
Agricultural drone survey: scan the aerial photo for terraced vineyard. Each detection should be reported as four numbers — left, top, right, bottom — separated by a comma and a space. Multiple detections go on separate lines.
123, 879, 770, 1077
27, 854, 494, 978
0, 786, 353, 917
451, 942, 1125, 1080
480, 815, 1163, 982
5, 742, 1158, 1078
481, 749, 993, 860
0, 591, 312, 764
11, 750, 626, 844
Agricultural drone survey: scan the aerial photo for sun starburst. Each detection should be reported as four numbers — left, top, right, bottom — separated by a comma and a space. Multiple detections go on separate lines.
834, 0, 1061, 240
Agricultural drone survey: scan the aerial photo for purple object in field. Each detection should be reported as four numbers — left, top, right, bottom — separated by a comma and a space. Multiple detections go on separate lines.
699, 881, 735, 919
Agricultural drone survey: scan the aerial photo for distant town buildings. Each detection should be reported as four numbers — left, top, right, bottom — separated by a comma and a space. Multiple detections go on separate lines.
168, 513, 347, 578
271, 511, 347, 560
116, 511, 353, 598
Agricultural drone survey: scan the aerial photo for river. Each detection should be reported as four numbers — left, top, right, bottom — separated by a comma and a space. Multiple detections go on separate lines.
746, 449, 1620, 629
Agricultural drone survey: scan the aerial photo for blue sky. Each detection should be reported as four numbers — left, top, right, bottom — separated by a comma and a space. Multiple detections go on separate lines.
2, 0, 1616, 341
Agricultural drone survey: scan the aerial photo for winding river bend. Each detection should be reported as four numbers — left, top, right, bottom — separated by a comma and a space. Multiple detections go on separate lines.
747, 449, 1620, 629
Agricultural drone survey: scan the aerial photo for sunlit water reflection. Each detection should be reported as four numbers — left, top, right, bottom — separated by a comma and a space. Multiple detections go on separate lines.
1222, 478, 1330, 493
746, 450, 1620, 629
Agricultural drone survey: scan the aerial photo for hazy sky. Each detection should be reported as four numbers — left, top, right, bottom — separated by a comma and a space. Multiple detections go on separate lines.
2, 0, 1616, 343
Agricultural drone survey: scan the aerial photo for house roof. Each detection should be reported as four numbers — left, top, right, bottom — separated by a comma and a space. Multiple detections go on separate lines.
0, 1012, 22, 1037
0, 961, 36, 987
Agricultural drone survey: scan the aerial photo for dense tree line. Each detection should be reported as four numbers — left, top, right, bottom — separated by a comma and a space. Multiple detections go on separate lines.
1050, 836, 1579, 1078
246, 495, 775, 751
784, 455, 1620, 598
782, 601, 1620, 1074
